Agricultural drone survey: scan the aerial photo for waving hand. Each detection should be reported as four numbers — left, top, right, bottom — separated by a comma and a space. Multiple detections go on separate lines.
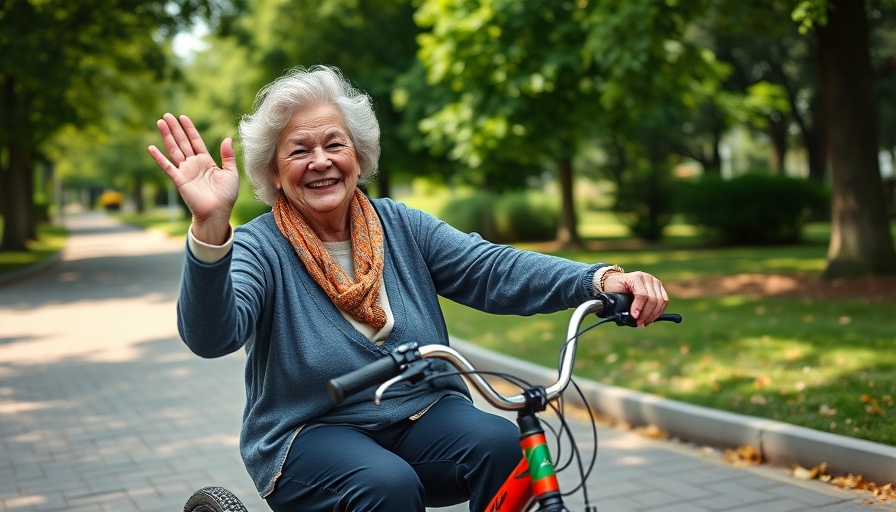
147, 113, 239, 245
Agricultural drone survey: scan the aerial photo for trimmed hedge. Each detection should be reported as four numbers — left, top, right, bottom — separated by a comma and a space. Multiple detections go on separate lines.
677, 174, 829, 245
439, 191, 559, 243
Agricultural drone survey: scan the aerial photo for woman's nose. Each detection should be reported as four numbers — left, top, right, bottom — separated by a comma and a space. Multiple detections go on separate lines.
309, 147, 331, 170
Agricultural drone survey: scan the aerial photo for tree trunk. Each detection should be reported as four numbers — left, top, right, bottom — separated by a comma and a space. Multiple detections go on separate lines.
25, 155, 36, 240
555, 157, 582, 249
787, 80, 827, 183
768, 116, 788, 175
817, 0, 896, 279
704, 128, 723, 175
133, 175, 145, 214
804, 118, 828, 184
377, 166, 391, 199
1, 74, 33, 252
0, 139, 31, 252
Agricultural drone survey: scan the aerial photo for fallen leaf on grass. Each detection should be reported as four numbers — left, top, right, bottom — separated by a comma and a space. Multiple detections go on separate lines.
749, 394, 768, 405
724, 445, 762, 466
860, 394, 886, 416
753, 375, 772, 390
817, 404, 837, 417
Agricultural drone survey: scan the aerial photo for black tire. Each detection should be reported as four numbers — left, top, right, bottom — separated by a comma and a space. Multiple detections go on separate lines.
183, 486, 249, 512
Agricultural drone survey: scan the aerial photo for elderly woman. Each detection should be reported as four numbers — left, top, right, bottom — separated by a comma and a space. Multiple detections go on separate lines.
148, 65, 668, 511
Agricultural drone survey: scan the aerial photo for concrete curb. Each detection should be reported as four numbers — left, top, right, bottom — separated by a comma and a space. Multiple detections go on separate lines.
450, 337, 896, 485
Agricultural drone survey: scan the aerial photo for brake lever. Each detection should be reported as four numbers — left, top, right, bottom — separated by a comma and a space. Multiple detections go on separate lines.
374, 359, 433, 404
612, 312, 683, 327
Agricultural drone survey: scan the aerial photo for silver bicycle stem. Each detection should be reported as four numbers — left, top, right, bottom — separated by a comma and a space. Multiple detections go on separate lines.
374, 299, 608, 410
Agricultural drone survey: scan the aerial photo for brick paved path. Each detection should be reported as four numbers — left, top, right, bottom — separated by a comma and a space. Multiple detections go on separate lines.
1, 212, 892, 512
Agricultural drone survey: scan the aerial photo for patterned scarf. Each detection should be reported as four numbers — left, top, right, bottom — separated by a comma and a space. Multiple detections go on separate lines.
273, 190, 387, 329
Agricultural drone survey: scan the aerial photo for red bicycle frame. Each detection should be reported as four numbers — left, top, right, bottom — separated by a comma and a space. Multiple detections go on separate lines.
483, 412, 565, 512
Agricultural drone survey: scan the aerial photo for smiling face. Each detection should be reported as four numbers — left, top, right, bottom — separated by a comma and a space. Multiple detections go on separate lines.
274, 103, 361, 240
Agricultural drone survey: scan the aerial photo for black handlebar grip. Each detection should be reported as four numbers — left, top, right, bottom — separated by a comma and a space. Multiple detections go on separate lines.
328, 355, 402, 405
658, 313, 683, 323
595, 292, 634, 317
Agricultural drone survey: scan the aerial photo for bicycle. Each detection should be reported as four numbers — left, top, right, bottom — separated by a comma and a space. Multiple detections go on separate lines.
183, 292, 681, 512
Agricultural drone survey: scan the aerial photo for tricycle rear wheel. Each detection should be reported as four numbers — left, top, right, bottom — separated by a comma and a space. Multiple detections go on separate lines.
183, 486, 249, 512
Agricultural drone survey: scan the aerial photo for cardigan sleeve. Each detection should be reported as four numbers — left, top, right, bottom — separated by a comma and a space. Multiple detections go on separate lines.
381, 200, 603, 316
177, 227, 268, 358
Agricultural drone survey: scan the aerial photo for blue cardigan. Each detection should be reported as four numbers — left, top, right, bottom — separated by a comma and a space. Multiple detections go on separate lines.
177, 197, 603, 496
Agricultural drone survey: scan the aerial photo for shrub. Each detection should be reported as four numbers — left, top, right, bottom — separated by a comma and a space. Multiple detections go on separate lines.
677, 174, 829, 245
493, 191, 559, 243
437, 193, 493, 238
613, 166, 676, 242
232, 198, 272, 226
440, 191, 559, 243
232, 180, 273, 226
33, 201, 51, 223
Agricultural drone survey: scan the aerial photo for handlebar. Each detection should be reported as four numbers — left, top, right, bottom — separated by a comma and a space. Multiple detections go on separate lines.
327, 345, 424, 404
327, 292, 681, 410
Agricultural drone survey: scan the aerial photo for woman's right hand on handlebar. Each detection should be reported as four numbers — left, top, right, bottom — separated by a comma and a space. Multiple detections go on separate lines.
602, 271, 669, 327
147, 113, 239, 245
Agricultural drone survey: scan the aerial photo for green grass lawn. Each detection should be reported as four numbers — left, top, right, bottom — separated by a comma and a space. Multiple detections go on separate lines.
439, 295, 895, 446
0, 223, 68, 277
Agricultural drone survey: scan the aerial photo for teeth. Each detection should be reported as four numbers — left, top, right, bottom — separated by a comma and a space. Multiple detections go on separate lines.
309, 179, 338, 189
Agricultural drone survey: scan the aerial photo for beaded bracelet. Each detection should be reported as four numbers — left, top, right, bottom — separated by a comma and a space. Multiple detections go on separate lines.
594, 264, 624, 293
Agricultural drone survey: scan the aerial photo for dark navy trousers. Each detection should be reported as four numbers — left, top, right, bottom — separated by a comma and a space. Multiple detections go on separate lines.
265, 395, 522, 511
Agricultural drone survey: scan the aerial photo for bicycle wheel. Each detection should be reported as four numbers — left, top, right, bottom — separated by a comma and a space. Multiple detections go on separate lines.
183, 486, 249, 512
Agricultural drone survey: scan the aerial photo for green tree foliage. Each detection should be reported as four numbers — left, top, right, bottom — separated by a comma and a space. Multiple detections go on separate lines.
704, 2, 827, 180
242, 0, 428, 197
408, 0, 738, 245
7, 0, 893, 280
46, 73, 174, 213
409, 0, 608, 246
0, 0, 240, 251
581, 1, 732, 241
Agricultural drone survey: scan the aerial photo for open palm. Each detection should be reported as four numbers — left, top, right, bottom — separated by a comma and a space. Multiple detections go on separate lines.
148, 113, 239, 241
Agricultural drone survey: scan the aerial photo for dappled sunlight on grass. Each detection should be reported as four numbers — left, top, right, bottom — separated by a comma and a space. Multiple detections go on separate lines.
528, 243, 830, 282
762, 256, 827, 272
717, 296, 751, 307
